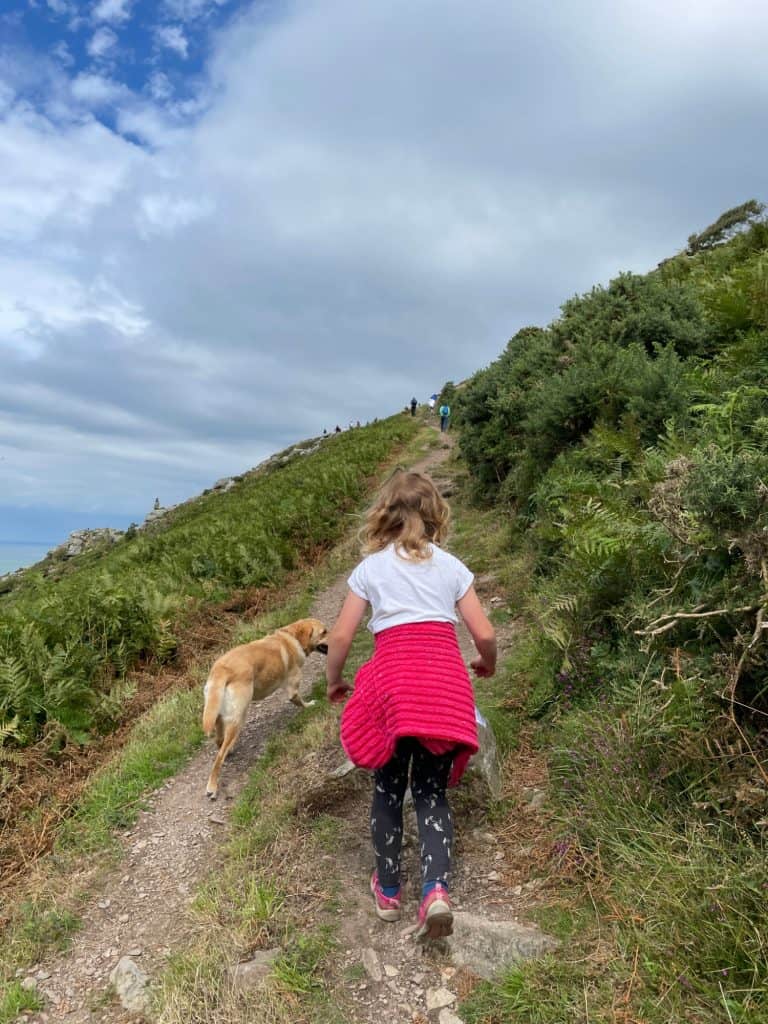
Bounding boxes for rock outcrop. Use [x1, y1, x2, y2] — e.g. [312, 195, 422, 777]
[49, 527, 125, 559]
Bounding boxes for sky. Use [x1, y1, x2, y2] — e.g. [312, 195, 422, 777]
[1, 0, 767, 543]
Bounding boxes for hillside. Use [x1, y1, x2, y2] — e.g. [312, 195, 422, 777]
[0, 417, 417, 750]
[451, 202, 768, 1022]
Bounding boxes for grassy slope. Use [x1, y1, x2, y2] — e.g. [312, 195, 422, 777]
[0, 417, 417, 749]
[0, 417, 425, 1018]
[450, 219, 768, 1023]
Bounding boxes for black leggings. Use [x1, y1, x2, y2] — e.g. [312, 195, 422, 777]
[371, 738, 454, 889]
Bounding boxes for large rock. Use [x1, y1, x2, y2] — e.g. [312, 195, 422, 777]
[231, 949, 280, 993]
[109, 956, 150, 1013]
[213, 477, 236, 492]
[450, 912, 557, 979]
[141, 504, 177, 527]
[51, 527, 124, 559]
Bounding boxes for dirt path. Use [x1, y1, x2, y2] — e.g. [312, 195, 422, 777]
[313, 575, 552, 1024]
[21, 577, 348, 1023]
[21, 431, 466, 1023]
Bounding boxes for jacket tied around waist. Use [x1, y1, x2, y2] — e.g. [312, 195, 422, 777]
[339, 620, 479, 786]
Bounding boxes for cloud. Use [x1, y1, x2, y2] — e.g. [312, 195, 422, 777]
[92, 0, 133, 24]
[45, 0, 76, 15]
[87, 26, 118, 59]
[50, 40, 75, 66]
[147, 70, 173, 102]
[70, 72, 128, 106]
[154, 24, 189, 58]
[0, 100, 143, 244]
[1, 0, 768, 534]
[161, 0, 227, 22]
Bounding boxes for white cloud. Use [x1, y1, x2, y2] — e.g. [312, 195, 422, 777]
[45, 0, 75, 15]
[2, 0, 768, 528]
[0, 82, 14, 114]
[92, 0, 132, 24]
[0, 258, 148, 348]
[0, 101, 143, 243]
[50, 40, 75, 66]
[87, 26, 118, 59]
[161, 0, 226, 21]
[137, 193, 214, 238]
[147, 70, 173, 102]
[154, 24, 189, 59]
[70, 72, 127, 106]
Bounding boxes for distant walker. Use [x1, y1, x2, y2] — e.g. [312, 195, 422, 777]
[439, 402, 451, 432]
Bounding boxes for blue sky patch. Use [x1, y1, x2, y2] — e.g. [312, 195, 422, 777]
[1, 0, 243, 132]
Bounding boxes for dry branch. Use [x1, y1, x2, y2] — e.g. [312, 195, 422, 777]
[636, 604, 762, 637]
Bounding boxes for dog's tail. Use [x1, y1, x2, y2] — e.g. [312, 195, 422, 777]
[202, 666, 228, 736]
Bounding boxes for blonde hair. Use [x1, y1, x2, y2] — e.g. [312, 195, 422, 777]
[361, 470, 450, 561]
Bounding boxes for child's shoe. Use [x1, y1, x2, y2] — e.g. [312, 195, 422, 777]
[415, 882, 453, 941]
[370, 871, 401, 922]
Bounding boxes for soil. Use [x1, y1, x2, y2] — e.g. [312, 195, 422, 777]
[17, 430, 552, 1024]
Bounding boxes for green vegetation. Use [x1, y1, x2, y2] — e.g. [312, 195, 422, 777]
[0, 980, 42, 1023]
[0, 685, 206, 1002]
[57, 686, 205, 853]
[453, 205, 768, 1021]
[0, 417, 417, 749]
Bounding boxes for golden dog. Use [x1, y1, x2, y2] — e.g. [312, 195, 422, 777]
[202, 618, 328, 798]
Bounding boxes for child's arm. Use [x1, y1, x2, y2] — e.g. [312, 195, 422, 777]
[457, 586, 497, 677]
[326, 591, 369, 702]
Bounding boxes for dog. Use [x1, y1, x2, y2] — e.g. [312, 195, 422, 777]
[202, 618, 328, 799]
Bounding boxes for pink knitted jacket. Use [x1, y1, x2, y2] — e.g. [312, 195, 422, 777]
[340, 621, 479, 786]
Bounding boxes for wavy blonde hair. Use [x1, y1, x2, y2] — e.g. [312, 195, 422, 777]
[361, 470, 450, 561]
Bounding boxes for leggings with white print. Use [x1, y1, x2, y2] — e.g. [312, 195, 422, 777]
[371, 737, 455, 889]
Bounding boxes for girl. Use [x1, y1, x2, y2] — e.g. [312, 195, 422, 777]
[326, 470, 497, 940]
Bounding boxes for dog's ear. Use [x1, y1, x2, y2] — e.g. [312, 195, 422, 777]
[290, 619, 313, 651]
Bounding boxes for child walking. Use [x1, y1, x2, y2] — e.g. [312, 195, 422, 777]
[326, 471, 497, 939]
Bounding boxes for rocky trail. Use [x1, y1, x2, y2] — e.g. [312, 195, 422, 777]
[18, 433, 556, 1024]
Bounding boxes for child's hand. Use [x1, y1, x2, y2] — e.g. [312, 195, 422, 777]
[470, 655, 495, 678]
[327, 679, 352, 703]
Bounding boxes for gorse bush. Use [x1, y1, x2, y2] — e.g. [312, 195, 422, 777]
[456, 205, 768, 1018]
[0, 417, 416, 746]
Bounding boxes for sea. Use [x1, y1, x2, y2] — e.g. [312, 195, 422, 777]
[0, 542, 52, 576]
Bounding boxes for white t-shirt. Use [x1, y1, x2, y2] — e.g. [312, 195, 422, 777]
[348, 543, 474, 634]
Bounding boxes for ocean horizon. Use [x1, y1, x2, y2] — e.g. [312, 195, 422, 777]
[0, 542, 52, 575]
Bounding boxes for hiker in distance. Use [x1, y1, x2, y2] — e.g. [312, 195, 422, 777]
[410, 397, 418, 416]
[325, 470, 497, 940]
[439, 402, 451, 432]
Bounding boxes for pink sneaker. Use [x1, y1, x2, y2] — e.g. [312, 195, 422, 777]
[415, 883, 453, 940]
[370, 871, 401, 922]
